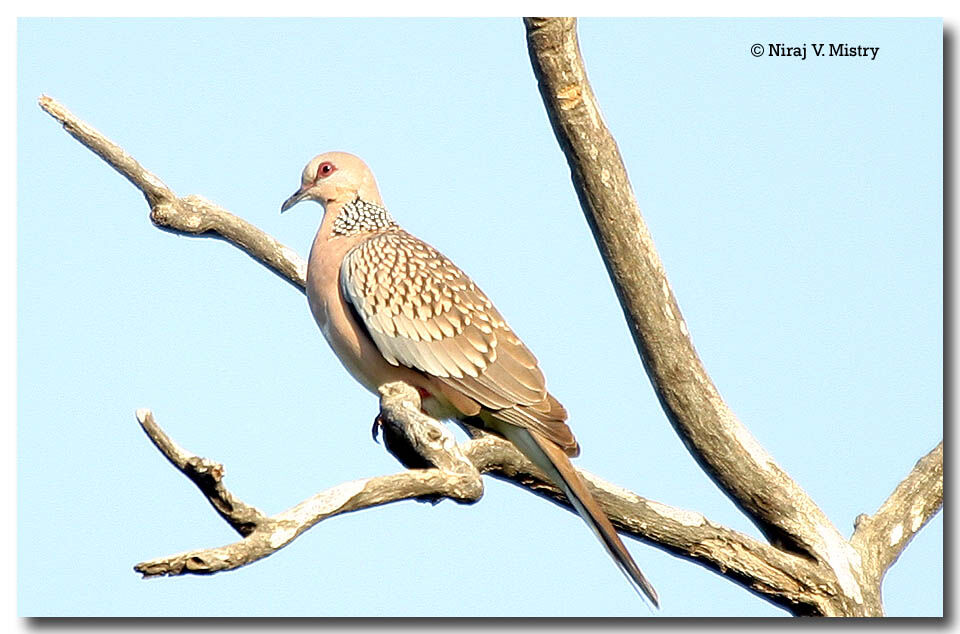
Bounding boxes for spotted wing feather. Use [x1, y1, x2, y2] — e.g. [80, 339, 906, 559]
[340, 229, 577, 454]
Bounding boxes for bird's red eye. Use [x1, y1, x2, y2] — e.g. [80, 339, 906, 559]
[316, 162, 336, 180]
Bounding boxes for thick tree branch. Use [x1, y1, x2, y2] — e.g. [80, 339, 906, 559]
[522, 19, 876, 613]
[851, 442, 944, 581]
[468, 433, 844, 615]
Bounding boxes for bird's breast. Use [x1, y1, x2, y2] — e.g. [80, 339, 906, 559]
[305, 231, 434, 402]
[306, 234, 376, 390]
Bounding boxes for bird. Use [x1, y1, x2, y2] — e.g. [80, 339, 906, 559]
[281, 151, 659, 608]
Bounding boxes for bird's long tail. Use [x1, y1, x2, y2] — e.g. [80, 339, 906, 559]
[497, 423, 660, 608]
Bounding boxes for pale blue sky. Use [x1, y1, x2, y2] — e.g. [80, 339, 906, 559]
[18, 18, 941, 617]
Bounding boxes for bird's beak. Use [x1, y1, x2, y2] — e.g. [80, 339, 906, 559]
[280, 188, 309, 213]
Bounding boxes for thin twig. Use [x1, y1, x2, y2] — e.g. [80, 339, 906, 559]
[38, 95, 307, 290]
[136, 409, 267, 536]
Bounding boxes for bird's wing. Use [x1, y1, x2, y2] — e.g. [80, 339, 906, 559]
[340, 229, 576, 453]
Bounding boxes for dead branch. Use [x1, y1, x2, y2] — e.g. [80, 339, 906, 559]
[523, 17, 895, 616]
[134, 382, 484, 577]
[134, 380, 835, 614]
[850, 442, 944, 581]
[38, 95, 307, 291]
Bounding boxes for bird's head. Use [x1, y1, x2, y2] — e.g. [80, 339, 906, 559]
[280, 152, 383, 213]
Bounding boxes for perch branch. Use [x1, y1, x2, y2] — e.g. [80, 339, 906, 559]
[134, 383, 484, 577]
[137, 380, 834, 613]
[468, 433, 845, 615]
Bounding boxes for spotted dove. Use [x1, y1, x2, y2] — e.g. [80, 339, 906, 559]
[281, 152, 658, 607]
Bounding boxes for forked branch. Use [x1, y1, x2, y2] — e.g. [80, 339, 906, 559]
[134, 383, 484, 577]
[134, 382, 832, 614]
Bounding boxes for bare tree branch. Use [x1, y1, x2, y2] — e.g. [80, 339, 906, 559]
[134, 383, 484, 577]
[851, 442, 944, 581]
[37, 95, 176, 208]
[136, 408, 267, 536]
[469, 434, 845, 615]
[135, 381, 838, 614]
[39, 95, 307, 291]
[522, 18, 882, 614]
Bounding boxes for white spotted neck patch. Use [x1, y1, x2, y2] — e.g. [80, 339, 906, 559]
[332, 198, 398, 236]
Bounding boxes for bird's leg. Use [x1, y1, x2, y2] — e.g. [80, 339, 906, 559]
[373, 386, 436, 444]
[455, 416, 492, 441]
[415, 386, 433, 415]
